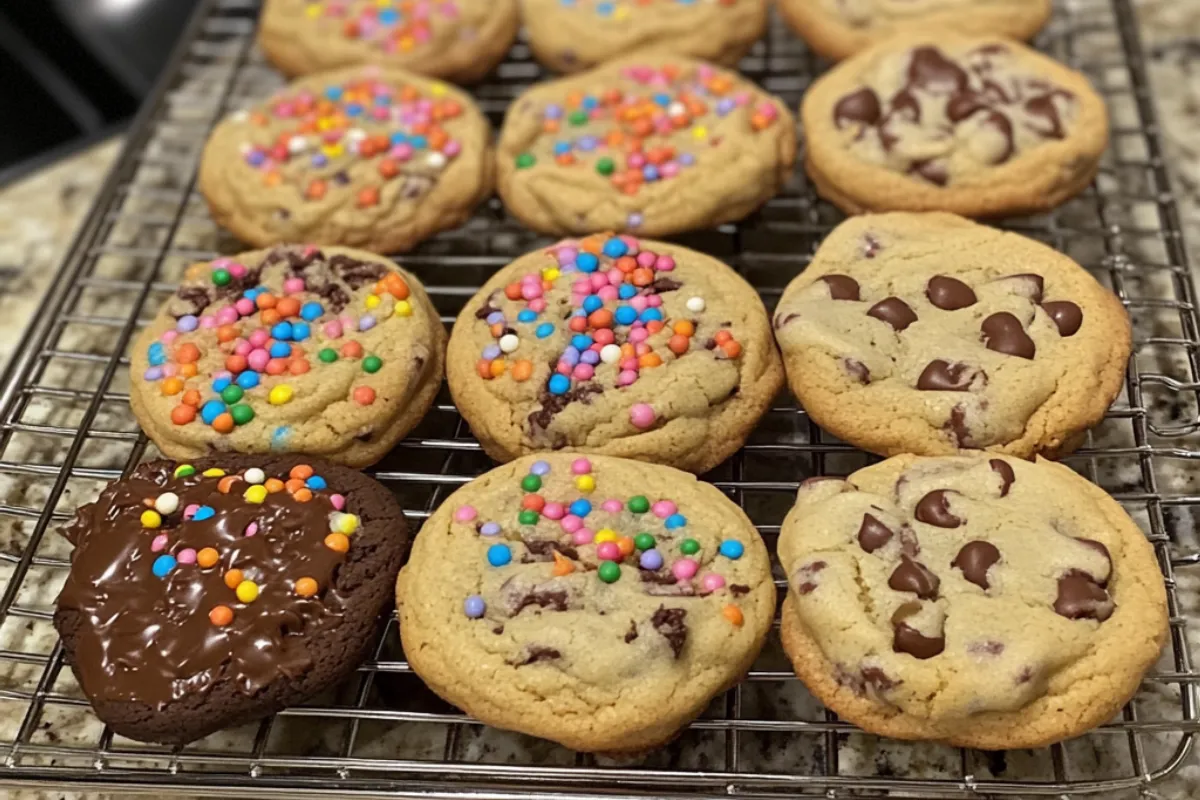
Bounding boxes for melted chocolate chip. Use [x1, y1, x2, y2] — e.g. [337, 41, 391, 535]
[844, 358, 871, 384]
[926, 276, 977, 310]
[888, 556, 941, 599]
[521, 539, 579, 562]
[946, 91, 986, 123]
[650, 277, 682, 293]
[513, 589, 570, 615]
[867, 297, 918, 331]
[893, 622, 946, 659]
[989, 459, 1015, 497]
[1054, 571, 1114, 621]
[651, 607, 688, 658]
[857, 514, 894, 553]
[907, 46, 969, 94]
[328, 255, 387, 289]
[1025, 93, 1071, 139]
[917, 360, 979, 392]
[729, 584, 751, 597]
[946, 405, 973, 448]
[861, 666, 899, 692]
[980, 110, 1016, 164]
[1043, 301, 1083, 336]
[889, 89, 922, 124]
[821, 274, 861, 301]
[527, 384, 603, 433]
[624, 620, 639, 643]
[952, 541, 1001, 589]
[909, 159, 949, 186]
[509, 646, 561, 666]
[171, 286, 213, 318]
[981, 312, 1036, 359]
[1076, 539, 1112, 586]
[915, 490, 962, 528]
[794, 560, 827, 595]
[863, 235, 882, 258]
[774, 312, 800, 329]
[834, 88, 882, 127]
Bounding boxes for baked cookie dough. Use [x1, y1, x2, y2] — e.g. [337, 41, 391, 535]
[497, 56, 796, 237]
[56, 456, 407, 744]
[521, 0, 768, 74]
[779, 454, 1167, 749]
[778, 0, 1051, 62]
[773, 213, 1129, 459]
[397, 453, 775, 752]
[199, 66, 493, 253]
[258, 0, 519, 83]
[801, 34, 1108, 217]
[447, 234, 783, 474]
[131, 245, 446, 468]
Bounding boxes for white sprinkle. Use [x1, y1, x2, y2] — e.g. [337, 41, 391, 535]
[668, 102, 687, 117]
[238, 143, 252, 155]
[426, 152, 447, 169]
[154, 492, 180, 515]
[288, 135, 308, 153]
[686, 296, 706, 312]
[231, 110, 249, 123]
[600, 344, 622, 364]
[345, 127, 368, 142]
[499, 334, 520, 354]
[244, 468, 266, 485]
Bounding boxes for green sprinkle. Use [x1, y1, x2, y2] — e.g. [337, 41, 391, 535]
[515, 152, 536, 169]
[568, 110, 588, 126]
[230, 404, 255, 425]
[220, 385, 244, 404]
[211, 269, 232, 286]
[634, 532, 655, 551]
[595, 157, 615, 176]
[173, 464, 196, 478]
[628, 495, 650, 514]
[318, 348, 338, 363]
[518, 509, 539, 525]
[598, 561, 621, 583]
[521, 474, 542, 492]
[680, 538, 700, 556]
[363, 355, 383, 373]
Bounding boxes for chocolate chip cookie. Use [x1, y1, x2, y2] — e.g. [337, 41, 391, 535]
[56, 456, 407, 744]
[773, 213, 1129, 458]
[447, 234, 783, 474]
[778, 0, 1051, 62]
[199, 66, 493, 253]
[497, 56, 796, 237]
[397, 453, 775, 752]
[131, 245, 446, 468]
[521, 0, 768, 74]
[258, 0, 519, 83]
[779, 454, 1167, 749]
[801, 34, 1108, 217]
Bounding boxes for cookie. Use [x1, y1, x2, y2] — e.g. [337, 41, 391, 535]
[258, 0, 519, 83]
[801, 34, 1108, 217]
[521, 0, 768, 74]
[55, 456, 407, 745]
[199, 66, 493, 253]
[778, 0, 1051, 62]
[397, 453, 775, 752]
[447, 233, 783, 474]
[497, 56, 796, 237]
[772, 213, 1129, 459]
[778, 454, 1167, 749]
[131, 245, 446, 468]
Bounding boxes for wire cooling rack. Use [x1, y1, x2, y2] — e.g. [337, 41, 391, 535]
[0, 0, 1196, 796]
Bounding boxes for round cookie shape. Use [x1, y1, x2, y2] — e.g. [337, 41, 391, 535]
[397, 454, 775, 753]
[773, 213, 1129, 459]
[521, 0, 768, 74]
[130, 245, 446, 468]
[55, 456, 407, 745]
[447, 234, 783, 474]
[497, 57, 796, 237]
[258, 0, 519, 83]
[801, 34, 1108, 217]
[778, 454, 1167, 749]
[778, 0, 1050, 62]
[198, 66, 494, 252]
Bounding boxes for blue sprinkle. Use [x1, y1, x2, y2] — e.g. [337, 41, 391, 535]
[665, 513, 687, 530]
[582, 96, 598, 110]
[148, 342, 165, 354]
[200, 400, 225, 425]
[345, 102, 363, 117]
[576, 253, 599, 273]
[306, 476, 327, 490]
[602, 238, 628, 258]
[390, 132, 409, 146]
[640, 308, 664, 323]
[487, 544, 512, 567]
[553, 141, 572, 155]
[569, 499, 592, 517]
[378, 8, 398, 24]
[291, 322, 311, 342]
[643, 165, 660, 182]
[596, 1, 614, 15]
[410, 135, 428, 149]
[615, 306, 638, 325]
[301, 302, 323, 321]
[324, 86, 342, 101]
[548, 374, 570, 395]
[619, 284, 637, 299]
[531, 460, 551, 476]
[269, 342, 291, 359]
[583, 295, 603, 314]
[536, 322, 555, 339]
[571, 334, 593, 350]
[236, 371, 260, 390]
[192, 505, 215, 521]
[271, 426, 291, 450]
[271, 321, 293, 341]
[152, 554, 177, 578]
[719, 540, 745, 560]
[148, 350, 166, 367]
[212, 376, 232, 392]
[653, 92, 672, 107]
[517, 309, 537, 323]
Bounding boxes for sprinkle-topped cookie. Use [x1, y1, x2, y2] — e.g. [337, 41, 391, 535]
[258, 0, 519, 83]
[55, 456, 407, 744]
[397, 453, 774, 752]
[199, 66, 493, 252]
[130, 245, 445, 468]
[521, 0, 768, 74]
[497, 56, 796, 236]
[447, 235, 782, 474]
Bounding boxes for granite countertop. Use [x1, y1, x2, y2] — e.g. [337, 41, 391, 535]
[1, 1, 1199, 798]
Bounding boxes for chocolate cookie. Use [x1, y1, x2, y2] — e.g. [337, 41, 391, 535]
[55, 456, 407, 745]
[397, 453, 775, 753]
[521, 0, 768, 74]
[801, 34, 1108, 217]
[199, 66, 493, 253]
[258, 0, 519, 83]
[772, 213, 1130, 458]
[446, 234, 783, 474]
[778, 454, 1167, 749]
[497, 56, 796, 237]
[778, 0, 1051, 62]
[130, 245, 446, 468]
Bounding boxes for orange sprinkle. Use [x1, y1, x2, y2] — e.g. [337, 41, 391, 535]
[673, 320, 695, 337]
[225, 354, 247, 373]
[489, 359, 506, 378]
[357, 187, 380, 208]
[631, 268, 654, 287]
[293, 488, 313, 503]
[504, 282, 523, 300]
[722, 341, 743, 359]
[617, 536, 636, 557]
[211, 412, 235, 434]
[209, 605, 233, 626]
[353, 386, 376, 405]
[218, 475, 239, 493]
[255, 293, 277, 310]
[668, 334, 690, 355]
[555, 153, 576, 166]
[182, 389, 201, 407]
[264, 478, 285, 493]
[276, 297, 301, 318]
[476, 359, 494, 379]
[511, 359, 533, 382]
[750, 113, 771, 131]
[180, 363, 198, 378]
[723, 605, 744, 626]
[285, 478, 306, 494]
[261, 308, 282, 326]
[552, 550, 575, 577]
[384, 273, 409, 299]
[197, 547, 219, 568]
[489, 322, 505, 338]
[170, 404, 196, 425]
[289, 359, 311, 375]
[614, 256, 637, 274]
[265, 358, 287, 375]
[306, 180, 326, 200]
[639, 353, 663, 368]
[175, 343, 200, 364]
[645, 320, 665, 335]
[714, 330, 733, 345]
[224, 569, 244, 589]
[341, 341, 364, 359]
[294, 577, 319, 597]
[620, 343, 636, 359]
[588, 309, 614, 328]
[217, 325, 237, 344]
[324, 533, 350, 553]
[161, 377, 184, 396]
[289, 464, 314, 480]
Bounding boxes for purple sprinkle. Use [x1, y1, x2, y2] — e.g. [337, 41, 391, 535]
[544, 104, 564, 120]
[628, 213, 644, 229]
[359, 315, 377, 331]
[531, 460, 551, 476]
[580, 349, 600, 365]
[562, 347, 580, 367]
[246, 151, 265, 167]
[176, 315, 199, 333]
[716, 98, 736, 117]
[640, 549, 664, 570]
[577, 135, 598, 151]
[482, 345, 501, 360]
[144, 367, 163, 381]
[311, 153, 328, 168]
[678, 153, 696, 166]
[485, 311, 505, 325]
[480, 522, 501, 536]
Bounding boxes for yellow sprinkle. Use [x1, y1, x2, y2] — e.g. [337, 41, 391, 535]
[575, 475, 596, 493]
[235, 580, 259, 603]
[542, 267, 560, 281]
[375, 0, 389, 6]
[399, 37, 414, 51]
[594, 528, 618, 543]
[244, 485, 268, 504]
[202, 468, 226, 477]
[430, 82, 447, 97]
[614, 5, 630, 20]
[305, 4, 321, 17]
[692, 126, 708, 140]
[269, 385, 294, 405]
[365, 294, 381, 309]
[140, 510, 162, 529]
[316, 117, 335, 132]
[321, 143, 344, 158]
[394, 300, 412, 317]
[336, 513, 360, 535]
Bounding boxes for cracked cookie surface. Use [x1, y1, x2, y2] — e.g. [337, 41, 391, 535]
[778, 454, 1167, 749]
[446, 234, 783, 474]
[773, 213, 1129, 459]
[397, 453, 775, 752]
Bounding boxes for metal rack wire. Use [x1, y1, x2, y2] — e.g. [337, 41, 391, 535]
[0, 0, 1195, 795]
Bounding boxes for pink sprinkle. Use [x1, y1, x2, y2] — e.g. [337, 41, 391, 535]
[653, 501, 677, 518]
[212, 258, 233, 270]
[228, 263, 247, 279]
[160, 330, 179, 345]
[235, 298, 255, 316]
[247, 349, 270, 371]
[594, 328, 614, 345]
[392, 143, 415, 161]
[521, 283, 543, 300]
[672, 558, 699, 581]
[571, 528, 594, 546]
[528, 298, 547, 313]
[758, 102, 779, 120]
[647, 295, 662, 308]
[589, 273, 607, 291]
[617, 370, 638, 386]
[636, 251, 657, 268]
[234, 340, 251, 356]
[211, 370, 232, 382]
[597, 285, 618, 301]
[619, 235, 639, 254]
[630, 403, 655, 429]
[701, 573, 727, 592]
[556, 362, 572, 376]
[655, 255, 676, 271]
[734, 91, 751, 106]
[571, 458, 592, 475]
[601, 499, 623, 513]
[521, 274, 540, 285]
[573, 364, 594, 381]
[607, 270, 623, 286]
[556, 246, 578, 266]
[620, 357, 639, 371]
[323, 320, 344, 338]
[161, 363, 178, 377]
[244, 522, 258, 537]
[283, 277, 306, 294]
[629, 296, 648, 312]
[151, 534, 168, 553]
[177, 548, 197, 565]
[634, 343, 651, 357]
[628, 327, 649, 344]
[572, 279, 590, 294]
[542, 502, 565, 520]
[199, 316, 217, 329]
[215, 307, 238, 326]
[597, 542, 621, 561]
[248, 329, 270, 347]
[454, 505, 477, 522]
[184, 504, 200, 519]
[627, 152, 646, 169]
[660, 162, 680, 179]
[330, 494, 346, 511]
[561, 515, 583, 533]
[443, 140, 462, 157]
[371, 107, 389, 121]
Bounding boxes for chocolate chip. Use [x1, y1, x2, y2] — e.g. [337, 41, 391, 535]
[952, 541, 1001, 589]
[867, 297, 918, 331]
[946, 91, 985, 123]
[527, 384, 603, 433]
[512, 589, 570, 615]
[651, 606, 688, 658]
[888, 556, 941, 599]
[889, 89, 921, 124]
[989, 459, 1015, 497]
[624, 620, 638, 643]
[946, 405, 973, 448]
[774, 312, 800, 329]
[794, 560, 827, 595]
[1043, 301, 1083, 336]
[1054, 571, 1114, 621]
[1076, 539, 1112, 586]
[857, 514, 894, 553]
[893, 622, 946, 659]
[1025, 93, 1072, 139]
[980, 110, 1016, 164]
[982, 312, 1036, 359]
[926, 276, 977, 310]
[834, 88, 882, 127]
[509, 646, 561, 667]
[907, 46, 969, 94]
[821, 274, 861, 301]
[917, 360, 980, 392]
[909, 159, 949, 186]
[915, 490, 962, 528]
[844, 358, 871, 384]
[861, 666, 899, 691]
[863, 235, 881, 258]
[650, 277, 682, 293]
[729, 584, 751, 597]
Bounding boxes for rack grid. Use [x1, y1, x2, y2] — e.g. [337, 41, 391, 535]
[0, 0, 1196, 796]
